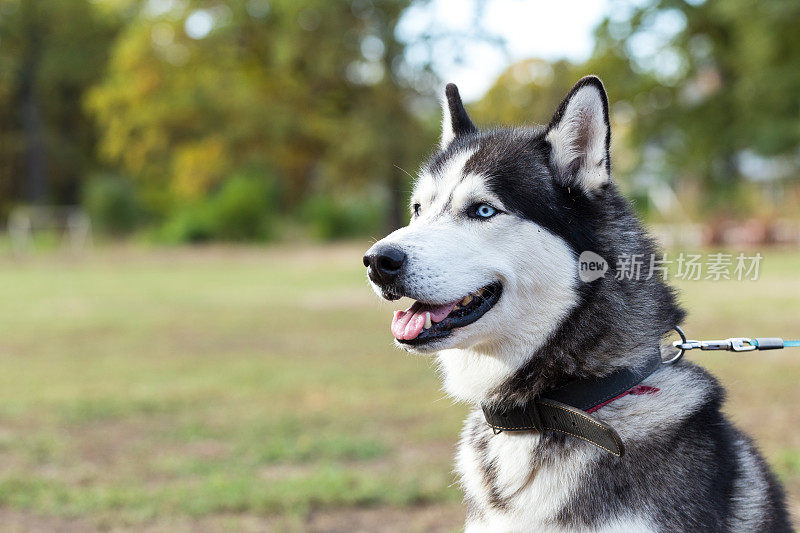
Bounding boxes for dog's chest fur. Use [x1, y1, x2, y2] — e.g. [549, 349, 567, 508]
[457, 412, 598, 532]
[458, 416, 661, 533]
[456, 390, 654, 532]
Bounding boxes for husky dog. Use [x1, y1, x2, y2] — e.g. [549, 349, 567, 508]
[363, 77, 791, 532]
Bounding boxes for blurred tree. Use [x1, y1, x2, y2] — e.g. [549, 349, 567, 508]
[587, 0, 800, 209]
[87, 0, 441, 230]
[0, 0, 121, 209]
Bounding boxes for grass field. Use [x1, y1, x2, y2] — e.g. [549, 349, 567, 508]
[0, 243, 798, 531]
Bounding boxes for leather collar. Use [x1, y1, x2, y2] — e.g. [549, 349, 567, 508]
[481, 349, 663, 456]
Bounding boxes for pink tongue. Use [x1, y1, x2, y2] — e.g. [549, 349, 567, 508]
[390, 301, 458, 341]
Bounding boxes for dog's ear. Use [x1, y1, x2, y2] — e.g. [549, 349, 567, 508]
[545, 76, 611, 193]
[440, 83, 478, 149]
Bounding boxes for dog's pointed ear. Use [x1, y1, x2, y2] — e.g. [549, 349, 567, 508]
[440, 83, 478, 149]
[545, 76, 611, 193]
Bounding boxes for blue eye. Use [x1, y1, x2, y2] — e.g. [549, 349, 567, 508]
[471, 203, 497, 219]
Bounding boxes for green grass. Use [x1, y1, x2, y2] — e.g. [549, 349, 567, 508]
[0, 243, 797, 530]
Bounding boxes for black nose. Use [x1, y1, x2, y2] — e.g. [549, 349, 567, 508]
[363, 246, 407, 285]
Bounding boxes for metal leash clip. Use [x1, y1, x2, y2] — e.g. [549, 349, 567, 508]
[673, 337, 756, 352]
[666, 327, 756, 364]
[667, 327, 798, 364]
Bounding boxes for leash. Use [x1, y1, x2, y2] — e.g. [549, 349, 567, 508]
[668, 326, 800, 364]
[482, 326, 799, 457]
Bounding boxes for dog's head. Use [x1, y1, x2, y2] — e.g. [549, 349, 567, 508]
[364, 77, 612, 356]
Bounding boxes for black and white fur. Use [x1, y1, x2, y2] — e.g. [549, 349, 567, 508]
[364, 77, 791, 532]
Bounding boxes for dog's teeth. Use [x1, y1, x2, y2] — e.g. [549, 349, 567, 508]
[424, 312, 432, 330]
[461, 295, 473, 306]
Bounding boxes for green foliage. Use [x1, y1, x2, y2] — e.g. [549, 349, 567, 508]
[1, 0, 447, 236]
[83, 174, 143, 235]
[586, 0, 800, 193]
[301, 194, 384, 240]
[469, 1, 800, 218]
[4, 0, 800, 236]
[159, 174, 277, 243]
[157, 206, 215, 244]
[209, 174, 277, 241]
[85, 0, 431, 224]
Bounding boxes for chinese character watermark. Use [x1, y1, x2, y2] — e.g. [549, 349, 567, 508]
[578, 251, 763, 282]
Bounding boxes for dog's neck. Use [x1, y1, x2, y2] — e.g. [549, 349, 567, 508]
[437, 283, 681, 407]
[436, 336, 659, 407]
[436, 345, 531, 405]
[436, 340, 608, 406]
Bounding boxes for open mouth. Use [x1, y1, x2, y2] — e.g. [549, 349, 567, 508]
[391, 282, 502, 345]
